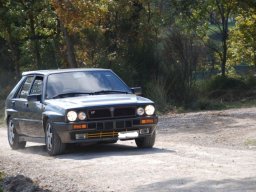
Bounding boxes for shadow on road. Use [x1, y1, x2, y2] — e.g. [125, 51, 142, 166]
[20, 142, 175, 160]
[135, 177, 256, 192]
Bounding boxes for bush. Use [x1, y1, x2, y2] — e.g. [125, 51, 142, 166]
[207, 75, 247, 91]
[190, 99, 225, 110]
[160, 27, 205, 105]
[244, 74, 256, 89]
[145, 79, 169, 112]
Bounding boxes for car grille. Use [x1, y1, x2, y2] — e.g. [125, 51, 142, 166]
[87, 107, 136, 119]
[88, 120, 133, 130]
[87, 131, 118, 139]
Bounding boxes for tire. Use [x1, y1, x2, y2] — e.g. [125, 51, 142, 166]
[45, 121, 66, 156]
[7, 118, 26, 149]
[135, 130, 156, 148]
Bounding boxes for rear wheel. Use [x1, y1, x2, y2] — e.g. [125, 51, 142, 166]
[135, 130, 156, 148]
[45, 121, 66, 156]
[7, 118, 26, 149]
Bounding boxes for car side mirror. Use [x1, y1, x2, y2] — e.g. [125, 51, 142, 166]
[27, 94, 42, 102]
[131, 87, 142, 96]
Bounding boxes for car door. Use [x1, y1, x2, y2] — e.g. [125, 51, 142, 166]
[25, 76, 44, 137]
[12, 76, 35, 136]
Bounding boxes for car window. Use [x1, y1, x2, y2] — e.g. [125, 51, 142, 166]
[17, 76, 34, 99]
[46, 71, 131, 99]
[30, 77, 43, 95]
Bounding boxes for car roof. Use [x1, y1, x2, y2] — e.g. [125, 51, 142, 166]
[22, 68, 111, 76]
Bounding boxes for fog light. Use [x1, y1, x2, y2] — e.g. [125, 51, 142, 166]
[140, 128, 150, 134]
[75, 133, 87, 139]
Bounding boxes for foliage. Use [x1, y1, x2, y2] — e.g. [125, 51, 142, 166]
[207, 76, 247, 91]
[0, 0, 256, 112]
[50, 0, 108, 33]
[0, 0, 61, 75]
[229, 7, 256, 67]
[160, 27, 204, 105]
[145, 78, 169, 112]
[171, 0, 238, 76]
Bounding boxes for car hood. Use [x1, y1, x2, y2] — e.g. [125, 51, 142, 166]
[44, 94, 153, 110]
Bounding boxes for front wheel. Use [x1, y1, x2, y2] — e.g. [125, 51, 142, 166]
[45, 121, 66, 156]
[7, 118, 26, 149]
[135, 130, 156, 148]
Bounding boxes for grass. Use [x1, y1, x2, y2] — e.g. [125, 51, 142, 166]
[223, 99, 256, 109]
[167, 98, 256, 114]
[0, 100, 4, 127]
[245, 139, 256, 148]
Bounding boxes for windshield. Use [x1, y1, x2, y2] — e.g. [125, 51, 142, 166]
[45, 70, 131, 99]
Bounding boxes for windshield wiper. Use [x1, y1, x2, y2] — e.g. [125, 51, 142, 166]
[92, 90, 129, 95]
[51, 92, 91, 99]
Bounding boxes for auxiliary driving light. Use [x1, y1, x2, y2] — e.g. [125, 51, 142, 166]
[78, 112, 86, 120]
[137, 107, 145, 116]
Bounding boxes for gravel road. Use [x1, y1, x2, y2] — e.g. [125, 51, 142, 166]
[1, 107, 256, 192]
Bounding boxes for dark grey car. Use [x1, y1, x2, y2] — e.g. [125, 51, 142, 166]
[5, 68, 158, 155]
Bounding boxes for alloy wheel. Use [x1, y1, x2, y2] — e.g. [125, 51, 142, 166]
[8, 120, 15, 145]
[46, 123, 53, 151]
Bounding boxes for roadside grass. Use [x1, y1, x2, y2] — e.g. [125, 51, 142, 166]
[165, 98, 256, 114]
[245, 139, 256, 146]
[245, 139, 256, 148]
[0, 100, 4, 127]
[223, 99, 256, 109]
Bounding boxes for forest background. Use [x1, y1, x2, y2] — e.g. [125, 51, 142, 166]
[1, 0, 256, 114]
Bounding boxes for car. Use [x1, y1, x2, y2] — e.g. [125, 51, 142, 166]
[5, 68, 158, 155]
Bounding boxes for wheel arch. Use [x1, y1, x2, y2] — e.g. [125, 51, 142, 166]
[42, 111, 64, 132]
[43, 115, 49, 132]
[6, 114, 11, 123]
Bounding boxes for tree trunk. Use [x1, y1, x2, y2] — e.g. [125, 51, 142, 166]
[60, 23, 77, 68]
[254, 47, 256, 70]
[7, 27, 20, 78]
[29, 11, 41, 69]
[221, 40, 227, 77]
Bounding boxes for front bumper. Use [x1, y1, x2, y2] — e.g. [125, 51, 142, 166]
[52, 116, 158, 143]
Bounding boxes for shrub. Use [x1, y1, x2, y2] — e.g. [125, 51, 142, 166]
[145, 79, 169, 112]
[207, 75, 247, 91]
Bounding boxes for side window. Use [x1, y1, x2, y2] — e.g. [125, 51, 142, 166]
[18, 76, 34, 99]
[30, 77, 43, 95]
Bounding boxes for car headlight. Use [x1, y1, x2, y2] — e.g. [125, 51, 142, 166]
[78, 112, 86, 120]
[67, 111, 77, 121]
[145, 105, 155, 115]
[137, 107, 145, 116]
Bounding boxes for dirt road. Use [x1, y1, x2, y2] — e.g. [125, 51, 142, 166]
[1, 107, 256, 192]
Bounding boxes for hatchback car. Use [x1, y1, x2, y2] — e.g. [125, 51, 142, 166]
[5, 68, 158, 155]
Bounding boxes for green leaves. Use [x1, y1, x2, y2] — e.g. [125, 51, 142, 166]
[229, 7, 256, 66]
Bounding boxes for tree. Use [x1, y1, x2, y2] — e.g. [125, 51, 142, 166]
[172, 0, 238, 76]
[0, 0, 60, 73]
[229, 6, 256, 68]
[49, 0, 108, 68]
